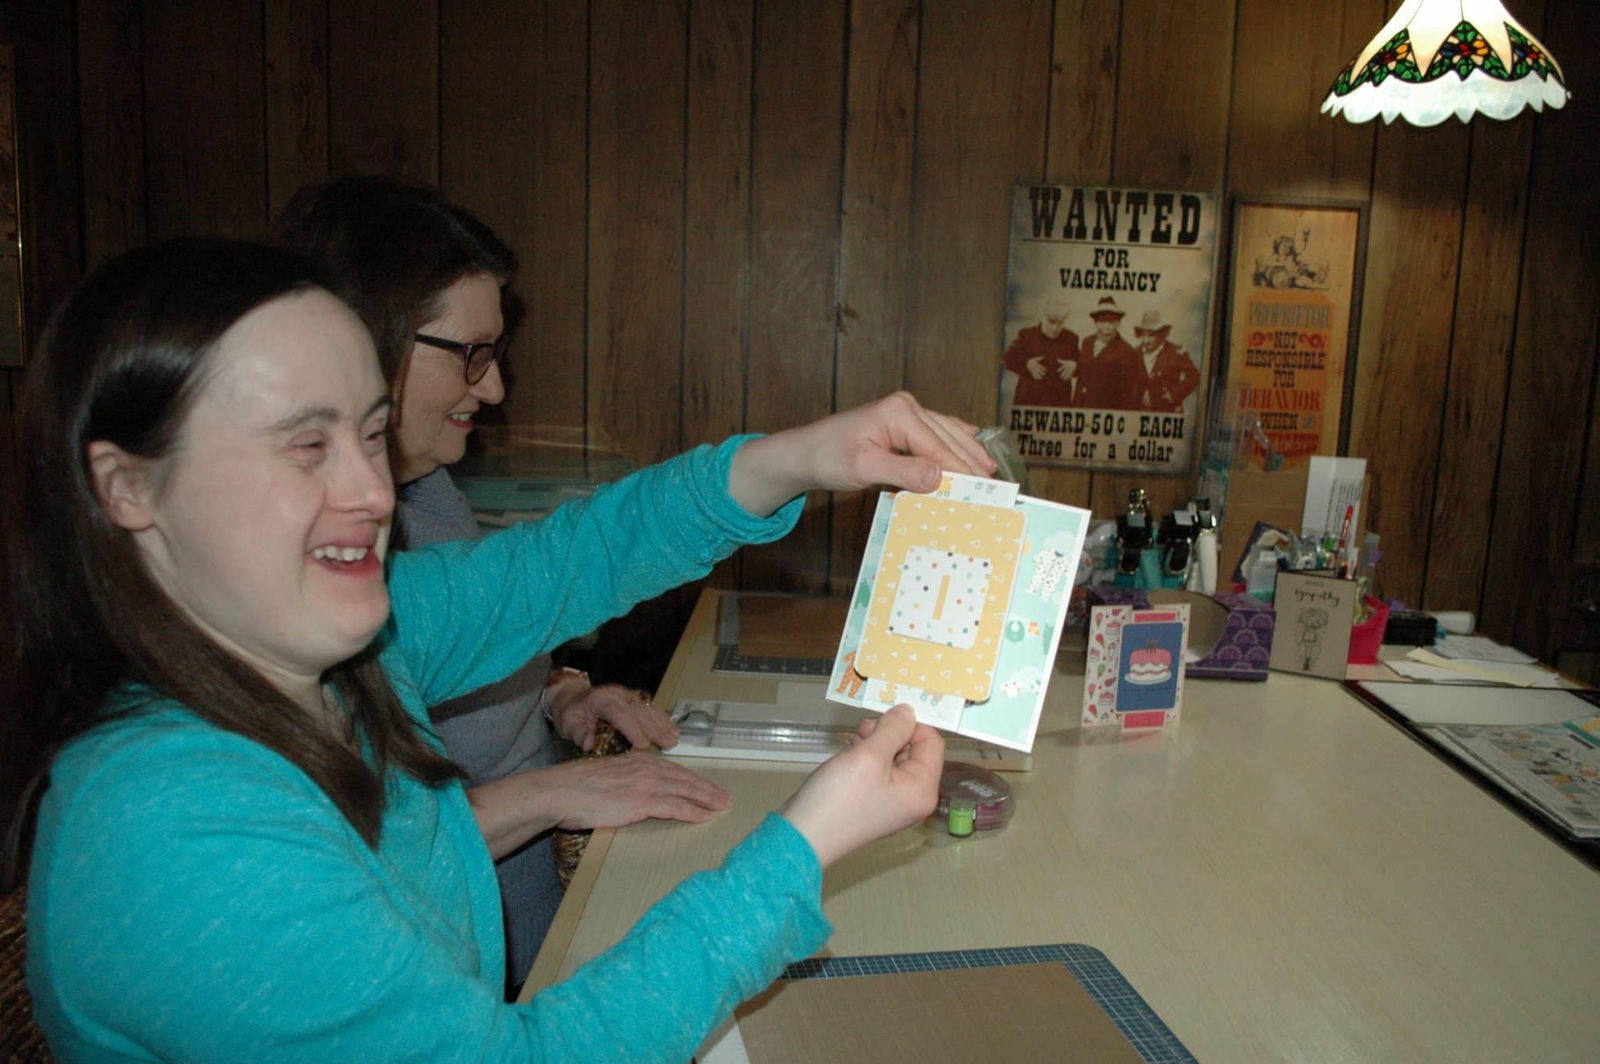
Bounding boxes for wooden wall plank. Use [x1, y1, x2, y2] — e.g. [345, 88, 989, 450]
[1027, 0, 1122, 511]
[264, 0, 329, 222]
[1346, 124, 1469, 609]
[738, 0, 847, 592]
[1557, 651, 1600, 690]
[0, 369, 14, 513]
[682, 0, 753, 450]
[1555, 0, 1600, 577]
[142, 0, 266, 238]
[906, 0, 1052, 423]
[1109, 0, 1234, 191]
[1481, 0, 1600, 658]
[587, 0, 686, 467]
[328, 0, 438, 184]
[77, 0, 144, 266]
[585, 0, 690, 683]
[1576, 336, 1600, 567]
[1048, 0, 1119, 186]
[683, 0, 754, 592]
[1090, 0, 1236, 523]
[441, 0, 588, 430]
[13, 0, 82, 331]
[828, 0, 918, 593]
[7, 0, 80, 520]
[1225, 0, 1380, 202]
[1421, 116, 1533, 616]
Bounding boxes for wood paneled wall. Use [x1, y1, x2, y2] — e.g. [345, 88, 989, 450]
[4, 0, 1598, 678]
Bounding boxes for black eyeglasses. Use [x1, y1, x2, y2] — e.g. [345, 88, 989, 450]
[413, 332, 509, 384]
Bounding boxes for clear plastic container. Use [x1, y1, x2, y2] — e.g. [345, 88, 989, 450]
[936, 762, 1014, 832]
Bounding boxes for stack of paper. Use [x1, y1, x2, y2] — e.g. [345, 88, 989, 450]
[1392, 636, 1572, 688]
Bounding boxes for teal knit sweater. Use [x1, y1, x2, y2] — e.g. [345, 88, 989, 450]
[28, 439, 829, 1062]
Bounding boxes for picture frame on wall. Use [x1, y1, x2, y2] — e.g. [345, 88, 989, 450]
[1220, 197, 1367, 470]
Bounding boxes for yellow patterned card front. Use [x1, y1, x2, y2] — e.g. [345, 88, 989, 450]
[857, 494, 1025, 701]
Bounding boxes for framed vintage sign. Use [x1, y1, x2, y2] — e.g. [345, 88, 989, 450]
[1221, 198, 1367, 469]
[997, 183, 1220, 475]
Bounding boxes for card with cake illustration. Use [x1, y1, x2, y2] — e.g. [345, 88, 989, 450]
[1082, 605, 1191, 727]
[831, 473, 1091, 752]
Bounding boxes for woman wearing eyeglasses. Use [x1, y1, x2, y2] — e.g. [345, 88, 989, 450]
[274, 176, 729, 995]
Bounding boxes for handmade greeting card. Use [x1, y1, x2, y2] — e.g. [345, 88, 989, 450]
[1268, 570, 1357, 679]
[1082, 604, 1191, 728]
[830, 473, 1091, 752]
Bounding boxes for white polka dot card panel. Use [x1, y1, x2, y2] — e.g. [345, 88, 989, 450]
[888, 545, 991, 649]
[927, 471, 1021, 507]
[858, 494, 1025, 702]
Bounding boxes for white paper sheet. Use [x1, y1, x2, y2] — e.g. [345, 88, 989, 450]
[1300, 455, 1366, 541]
[1354, 681, 1594, 726]
[1385, 660, 1491, 684]
[1405, 649, 1570, 688]
[697, 1017, 750, 1064]
[1429, 633, 1537, 665]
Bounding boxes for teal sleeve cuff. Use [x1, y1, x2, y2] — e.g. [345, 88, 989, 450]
[693, 434, 805, 545]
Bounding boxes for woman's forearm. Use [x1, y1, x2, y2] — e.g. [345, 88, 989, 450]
[467, 770, 566, 859]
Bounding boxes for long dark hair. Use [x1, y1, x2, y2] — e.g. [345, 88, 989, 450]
[0, 238, 462, 889]
[271, 174, 517, 388]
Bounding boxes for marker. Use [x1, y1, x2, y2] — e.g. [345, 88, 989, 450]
[1335, 504, 1354, 577]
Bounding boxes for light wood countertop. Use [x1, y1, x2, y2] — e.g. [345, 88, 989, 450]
[526, 590, 1600, 1063]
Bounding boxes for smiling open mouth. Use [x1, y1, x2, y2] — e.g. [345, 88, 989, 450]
[311, 545, 370, 563]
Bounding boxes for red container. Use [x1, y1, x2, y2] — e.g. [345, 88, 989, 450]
[1347, 596, 1389, 664]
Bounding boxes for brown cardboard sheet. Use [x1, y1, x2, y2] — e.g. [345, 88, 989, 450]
[1219, 466, 1309, 585]
[727, 595, 851, 660]
[734, 962, 1144, 1063]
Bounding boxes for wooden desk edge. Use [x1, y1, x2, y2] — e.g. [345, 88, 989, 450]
[519, 587, 725, 998]
[518, 828, 616, 999]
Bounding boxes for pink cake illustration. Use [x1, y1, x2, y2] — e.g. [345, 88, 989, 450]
[1124, 641, 1173, 685]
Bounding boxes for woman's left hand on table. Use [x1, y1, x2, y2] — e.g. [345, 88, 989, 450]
[548, 681, 680, 752]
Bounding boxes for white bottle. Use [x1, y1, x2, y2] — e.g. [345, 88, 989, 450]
[1194, 528, 1218, 594]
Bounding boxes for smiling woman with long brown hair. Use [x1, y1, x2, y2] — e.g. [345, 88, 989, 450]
[0, 237, 988, 1061]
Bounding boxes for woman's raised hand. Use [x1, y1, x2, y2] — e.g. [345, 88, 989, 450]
[728, 392, 997, 517]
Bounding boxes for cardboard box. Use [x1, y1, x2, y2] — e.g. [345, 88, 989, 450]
[1219, 466, 1310, 587]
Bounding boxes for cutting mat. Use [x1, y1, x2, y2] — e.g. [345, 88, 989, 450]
[712, 593, 845, 677]
[770, 944, 1196, 1064]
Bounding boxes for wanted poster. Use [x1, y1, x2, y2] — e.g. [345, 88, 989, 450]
[998, 184, 1219, 474]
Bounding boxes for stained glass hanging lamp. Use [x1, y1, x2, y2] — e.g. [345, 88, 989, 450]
[1322, 0, 1568, 125]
